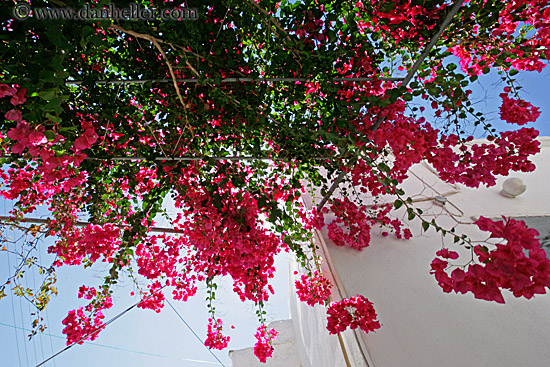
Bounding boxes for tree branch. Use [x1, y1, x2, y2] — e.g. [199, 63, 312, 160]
[109, 25, 194, 137]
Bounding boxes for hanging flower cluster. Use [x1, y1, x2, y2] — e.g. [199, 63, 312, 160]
[253, 325, 278, 363]
[1, 87, 94, 204]
[326, 295, 381, 334]
[325, 198, 373, 250]
[205, 318, 231, 350]
[136, 281, 166, 313]
[324, 198, 411, 250]
[48, 223, 121, 266]
[450, 0, 549, 75]
[295, 270, 332, 306]
[427, 128, 540, 188]
[499, 89, 541, 125]
[61, 308, 105, 345]
[62, 286, 113, 345]
[431, 217, 550, 303]
[179, 186, 283, 303]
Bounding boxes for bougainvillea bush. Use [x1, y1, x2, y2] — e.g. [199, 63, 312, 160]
[0, 0, 549, 362]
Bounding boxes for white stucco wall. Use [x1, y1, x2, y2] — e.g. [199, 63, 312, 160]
[231, 137, 550, 367]
[228, 319, 304, 367]
[288, 248, 371, 367]
[318, 137, 550, 367]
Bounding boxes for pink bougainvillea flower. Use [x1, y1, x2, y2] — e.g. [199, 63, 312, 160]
[436, 248, 459, 260]
[431, 217, 550, 303]
[10, 88, 27, 106]
[204, 318, 230, 350]
[326, 295, 381, 334]
[253, 325, 278, 363]
[0, 84, 16, 98]
[5, 109, 22, 122]
[73, 128, 99, 152]
[28, 130, 47, 146]
[295, 270, 332, 306]
[499, 91, 541, 125]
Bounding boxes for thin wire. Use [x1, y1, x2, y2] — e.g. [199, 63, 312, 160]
[7, 245, 24, 367]
[18, 284, 31, 366]
[35, 287, 166, 367]
[166, 300, 226, 367]
[4, 200, 23, 367]
[408, 169, 464, 217]
[0, 216, 184, 234]
[43, 303, 57, 367]
[0, 155, 332, 162]
[36, 240, 57, 367]
[64, 76, 405, 85]
[0, 322, 219, 365]
[34, 243, 51, 367]
[24, 264, 40, 365]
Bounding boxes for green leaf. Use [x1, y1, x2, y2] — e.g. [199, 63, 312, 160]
[45, 113, 62, 124]
[44, 131, 56, 141]
[41, 97, 65, 114]
[38, 89, 57, 101]
[422, 221, 429, 232]
[394, 199, 403, 209]
[377, 163, 390, 173]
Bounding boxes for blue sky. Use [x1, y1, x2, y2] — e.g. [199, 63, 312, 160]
[467, 66, 550, 136]
[0, 198, 291, 367]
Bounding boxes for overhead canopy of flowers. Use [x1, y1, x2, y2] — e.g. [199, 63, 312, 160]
[0, 0, 549, 362]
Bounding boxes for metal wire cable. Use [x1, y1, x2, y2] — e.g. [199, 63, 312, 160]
[0, 322, 219, 365]
[24, 267, 40, 365]
[35, 287, 166, 367]
[6, 246, 23, 367]
[165, 299, 227, 367]
[37, 242, 58, 367]
[17, 275, 31, 366]
[3, 199, 23, 367]
[64, 76, 405, 85]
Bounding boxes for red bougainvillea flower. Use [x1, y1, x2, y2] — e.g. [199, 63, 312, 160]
[5, 109, 22, 122]
[0, 84, 16, 98]
[61, 287, 113, 344]
[62, 308, 104, 345]
[295, 270, 332, 306]
[10, 88, 27, 106]
[253, 325, 278, 363]
[73, 121, 99, 152]
[500, 90, 541, 125]
[431, 217, 550, 303]
[205, 318, 230, 350]
[436, 248, 459, 260]
[326, 295, 381, 334]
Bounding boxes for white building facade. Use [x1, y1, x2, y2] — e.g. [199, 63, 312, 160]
[230, 137, 550, 367]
